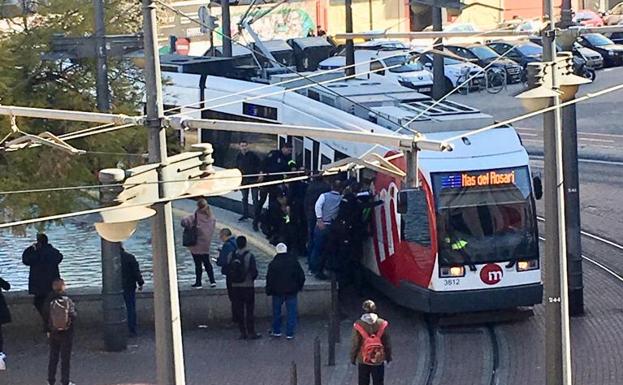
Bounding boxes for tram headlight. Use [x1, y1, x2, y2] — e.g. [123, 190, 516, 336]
[516, 259, 539, 272]
[440, 266, 465, 277]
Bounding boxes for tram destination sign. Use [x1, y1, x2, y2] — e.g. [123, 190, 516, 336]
[441, 169, 516, 189]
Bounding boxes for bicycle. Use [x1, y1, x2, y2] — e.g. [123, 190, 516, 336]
[485, 68, 506, 94]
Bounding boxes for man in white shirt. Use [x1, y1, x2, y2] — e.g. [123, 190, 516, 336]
[308, 180, 343, 279]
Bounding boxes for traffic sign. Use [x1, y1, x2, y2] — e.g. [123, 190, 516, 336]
[175, 37, 190, 55]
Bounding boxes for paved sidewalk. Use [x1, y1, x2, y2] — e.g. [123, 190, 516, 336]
[0, 290, 424, 385]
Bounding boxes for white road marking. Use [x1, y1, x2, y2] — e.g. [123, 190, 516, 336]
[530, 155, 623, 167]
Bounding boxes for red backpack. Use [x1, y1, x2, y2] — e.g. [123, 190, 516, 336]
[354, 320, 388, 365]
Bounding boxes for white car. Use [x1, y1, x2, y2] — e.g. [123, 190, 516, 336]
[318, 49, 434, 94]
[415, 51, 486, 93]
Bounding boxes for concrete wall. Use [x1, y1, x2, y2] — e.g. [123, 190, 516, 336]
[3, 281, 330, 332]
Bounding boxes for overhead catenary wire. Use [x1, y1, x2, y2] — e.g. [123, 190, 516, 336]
[0, 169, 307, 196]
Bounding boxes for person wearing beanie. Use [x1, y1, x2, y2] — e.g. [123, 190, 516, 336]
[266, 243, 306, 339]
[350, 300, 392, 385]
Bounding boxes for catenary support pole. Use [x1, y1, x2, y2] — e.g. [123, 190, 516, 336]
[93, 0, 111, 112]
[559, 0, 585, 317]
[142, 0, 187, 384]
[221, 0, 232, 57]
[542, 0, 573, 384]
[98, 169, 128, 352]
[94, 0, 125, 352]
[431, 6, 445, 100]
[345, 0, 355, 78]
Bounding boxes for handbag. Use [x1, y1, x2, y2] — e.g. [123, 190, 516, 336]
[182, 212, 199, 247]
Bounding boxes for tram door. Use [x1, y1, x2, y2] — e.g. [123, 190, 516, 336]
[303, 138, 317, 171]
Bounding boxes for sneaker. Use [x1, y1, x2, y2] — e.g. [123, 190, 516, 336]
[286, 335, 295, 340]
[191, 283, 202, 288]
[252, 223, 259, 232]
[269, 331, 282, 338]
[238, 215, 248, 222]
[248, 333, 262, 340]
[239, 334, 248, 340]
[210, 283, 217, 288]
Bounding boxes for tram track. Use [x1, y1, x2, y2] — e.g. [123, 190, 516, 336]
[423, 317, 500, 385]
[536, 216, 623, 283]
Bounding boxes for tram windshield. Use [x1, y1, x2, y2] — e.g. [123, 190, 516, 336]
[431, 166, 538, 266]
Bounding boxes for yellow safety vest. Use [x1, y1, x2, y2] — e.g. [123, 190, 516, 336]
[444, 237, 467, 250]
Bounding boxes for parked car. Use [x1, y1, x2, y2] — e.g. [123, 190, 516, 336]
[414, 50, 486, 94]
[604, 2, 623, 25]
[445, 44, 524, 83]
[573, 9, 604, 27]
[318, 49, 433, 94]
[576, 33, 623, 67]
[529, 36, 604, 69]
[486, 41, 542, 69]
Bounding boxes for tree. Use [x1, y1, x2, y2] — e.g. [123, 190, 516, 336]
[0, 0, 178, 229]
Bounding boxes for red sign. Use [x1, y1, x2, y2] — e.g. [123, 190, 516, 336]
[175, 38, 190, 56]
[480, 264, 503, 285]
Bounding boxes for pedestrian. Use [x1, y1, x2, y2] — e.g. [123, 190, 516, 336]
[181, 198, 217, 288]
[22, 233, 63, 326]
[266, 243, 306, 339]
[216, 228, 238, 323]
[309, 179, 343, 280]
[350, 300, 392, 385]
[303, 174, 330, 264]
[236, 139, 261, 222]
[120, 246, 144, 337]
[254, 142, 292, 232]
[223, 236, 261, 340]
[286, 162, 308, 256]
[0, 276, 11, 361]
[44, 278, 77, 385]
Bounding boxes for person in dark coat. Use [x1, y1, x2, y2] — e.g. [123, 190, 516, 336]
[266, 243, 306, 339]
[22, 233, 63, 324]
[236, 139, 261, 221]
[120, 246, 144, 337]
[254, 142, 292, 231]
[216, 228, 238, 323]
[0, 277, 11, 355]
[286, 162, 308, 256]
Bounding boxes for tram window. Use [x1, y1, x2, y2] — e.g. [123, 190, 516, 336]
[242, 102, 278, 121]
[305, 149, 312, 170]
[313, 141, 320, 171]
[308, 90, 320, 101]
[321, 154, 332, 167]
[279, 136, 287, 148]
[400, 189, 431, 246]
[334, 150, 349, 161]
[292, 137, 304, 167]
[370, 60, 385, 76]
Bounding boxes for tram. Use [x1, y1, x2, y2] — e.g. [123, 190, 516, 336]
[162, 71, 543, 313]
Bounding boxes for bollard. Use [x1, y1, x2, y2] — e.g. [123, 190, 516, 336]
[314, 336, 322, 385]
[330, 271, 340, 343]
[328, 313, 336, 366]
[290, 361, 297, 385]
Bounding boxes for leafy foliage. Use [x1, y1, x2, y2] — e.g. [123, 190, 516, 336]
[0, 0, 159, 228]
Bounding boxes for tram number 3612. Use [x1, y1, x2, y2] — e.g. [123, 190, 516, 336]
[443, 278, 461, 287]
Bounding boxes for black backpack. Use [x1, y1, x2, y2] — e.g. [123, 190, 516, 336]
[227, 251, 249, 284]
[182, 213, 198, 247]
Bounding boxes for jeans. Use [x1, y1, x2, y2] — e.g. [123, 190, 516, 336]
[271, 295, 298, 336]
[309, 225, 330, 274]
[241, 186, 259, 217]
[192, 253, 215, 284]
[231, 287, 256, 337]
[123, 289, 137, 335]
[48, 330, 73, 385]
[358, 364, 385, 385]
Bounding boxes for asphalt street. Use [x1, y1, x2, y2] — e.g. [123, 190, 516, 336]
[449, 66, 623, 161]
